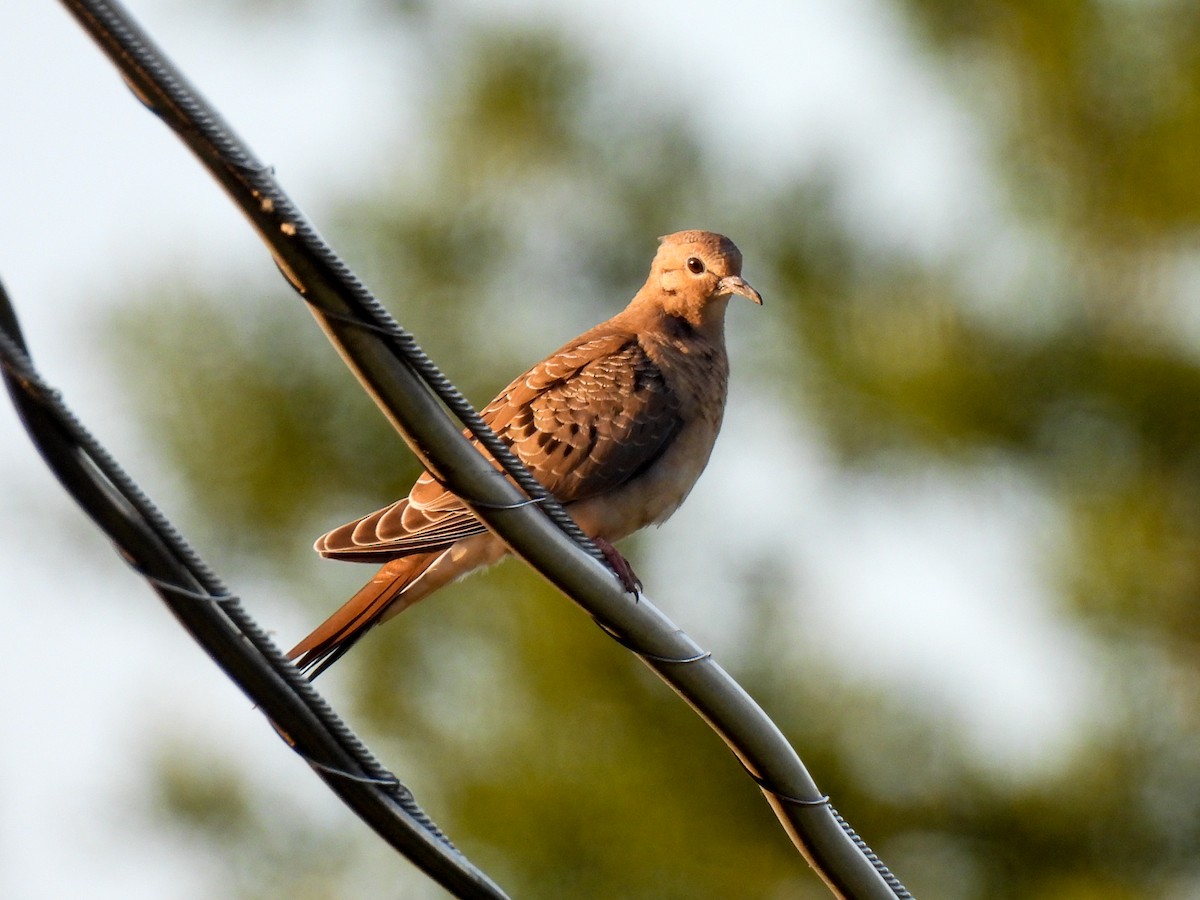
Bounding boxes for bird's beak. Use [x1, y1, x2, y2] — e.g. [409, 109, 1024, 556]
[715, 275, 763, 305]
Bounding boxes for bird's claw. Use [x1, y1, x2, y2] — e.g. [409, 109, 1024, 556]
[594, 538, 643, 594]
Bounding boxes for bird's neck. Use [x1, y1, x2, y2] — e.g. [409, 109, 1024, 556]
[626, 290, 729, 344]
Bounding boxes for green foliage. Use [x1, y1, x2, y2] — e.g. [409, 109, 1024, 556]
[109, 289, 423, 561]
[903, 0, 1200, 235]
[109, 3, 1200, 897]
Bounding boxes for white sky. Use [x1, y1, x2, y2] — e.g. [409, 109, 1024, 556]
[0, 1, 1099, 896]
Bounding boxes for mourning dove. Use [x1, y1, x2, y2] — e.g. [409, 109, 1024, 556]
[290, 231, 761, 675]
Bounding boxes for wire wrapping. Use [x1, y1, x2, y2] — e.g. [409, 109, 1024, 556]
[33, 1, 915, 896]
[830, 808, 914, 900]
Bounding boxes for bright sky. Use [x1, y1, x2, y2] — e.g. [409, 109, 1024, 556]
[0, 1, 1097, 896]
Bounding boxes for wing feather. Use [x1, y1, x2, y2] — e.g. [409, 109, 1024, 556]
[316, 329, 683, 561]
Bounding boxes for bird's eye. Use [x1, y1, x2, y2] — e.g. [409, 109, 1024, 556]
[686, 257, 705, 275]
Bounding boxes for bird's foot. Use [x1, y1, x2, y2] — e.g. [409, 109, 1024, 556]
[594, 538, 642, 594]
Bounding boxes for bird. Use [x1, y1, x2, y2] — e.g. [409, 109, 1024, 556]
[289, 230, 762, 676]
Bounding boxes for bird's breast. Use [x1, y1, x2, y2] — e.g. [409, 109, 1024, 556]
[568, 334, 729, 542]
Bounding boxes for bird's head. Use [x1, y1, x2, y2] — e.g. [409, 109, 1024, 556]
[642, 231, 763, 333]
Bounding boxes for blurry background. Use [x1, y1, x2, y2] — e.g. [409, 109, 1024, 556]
[3, 0, 1200, 896]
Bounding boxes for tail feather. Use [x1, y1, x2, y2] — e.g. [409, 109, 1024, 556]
[288, 553, 437, 677]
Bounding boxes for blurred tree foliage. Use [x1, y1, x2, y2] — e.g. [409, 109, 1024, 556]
[108, 1, 1200, 897]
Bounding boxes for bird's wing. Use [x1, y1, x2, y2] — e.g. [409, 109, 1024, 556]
[315, 329, 684, 561]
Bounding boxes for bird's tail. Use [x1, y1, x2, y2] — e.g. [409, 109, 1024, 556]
[288, 553, 438, 678]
